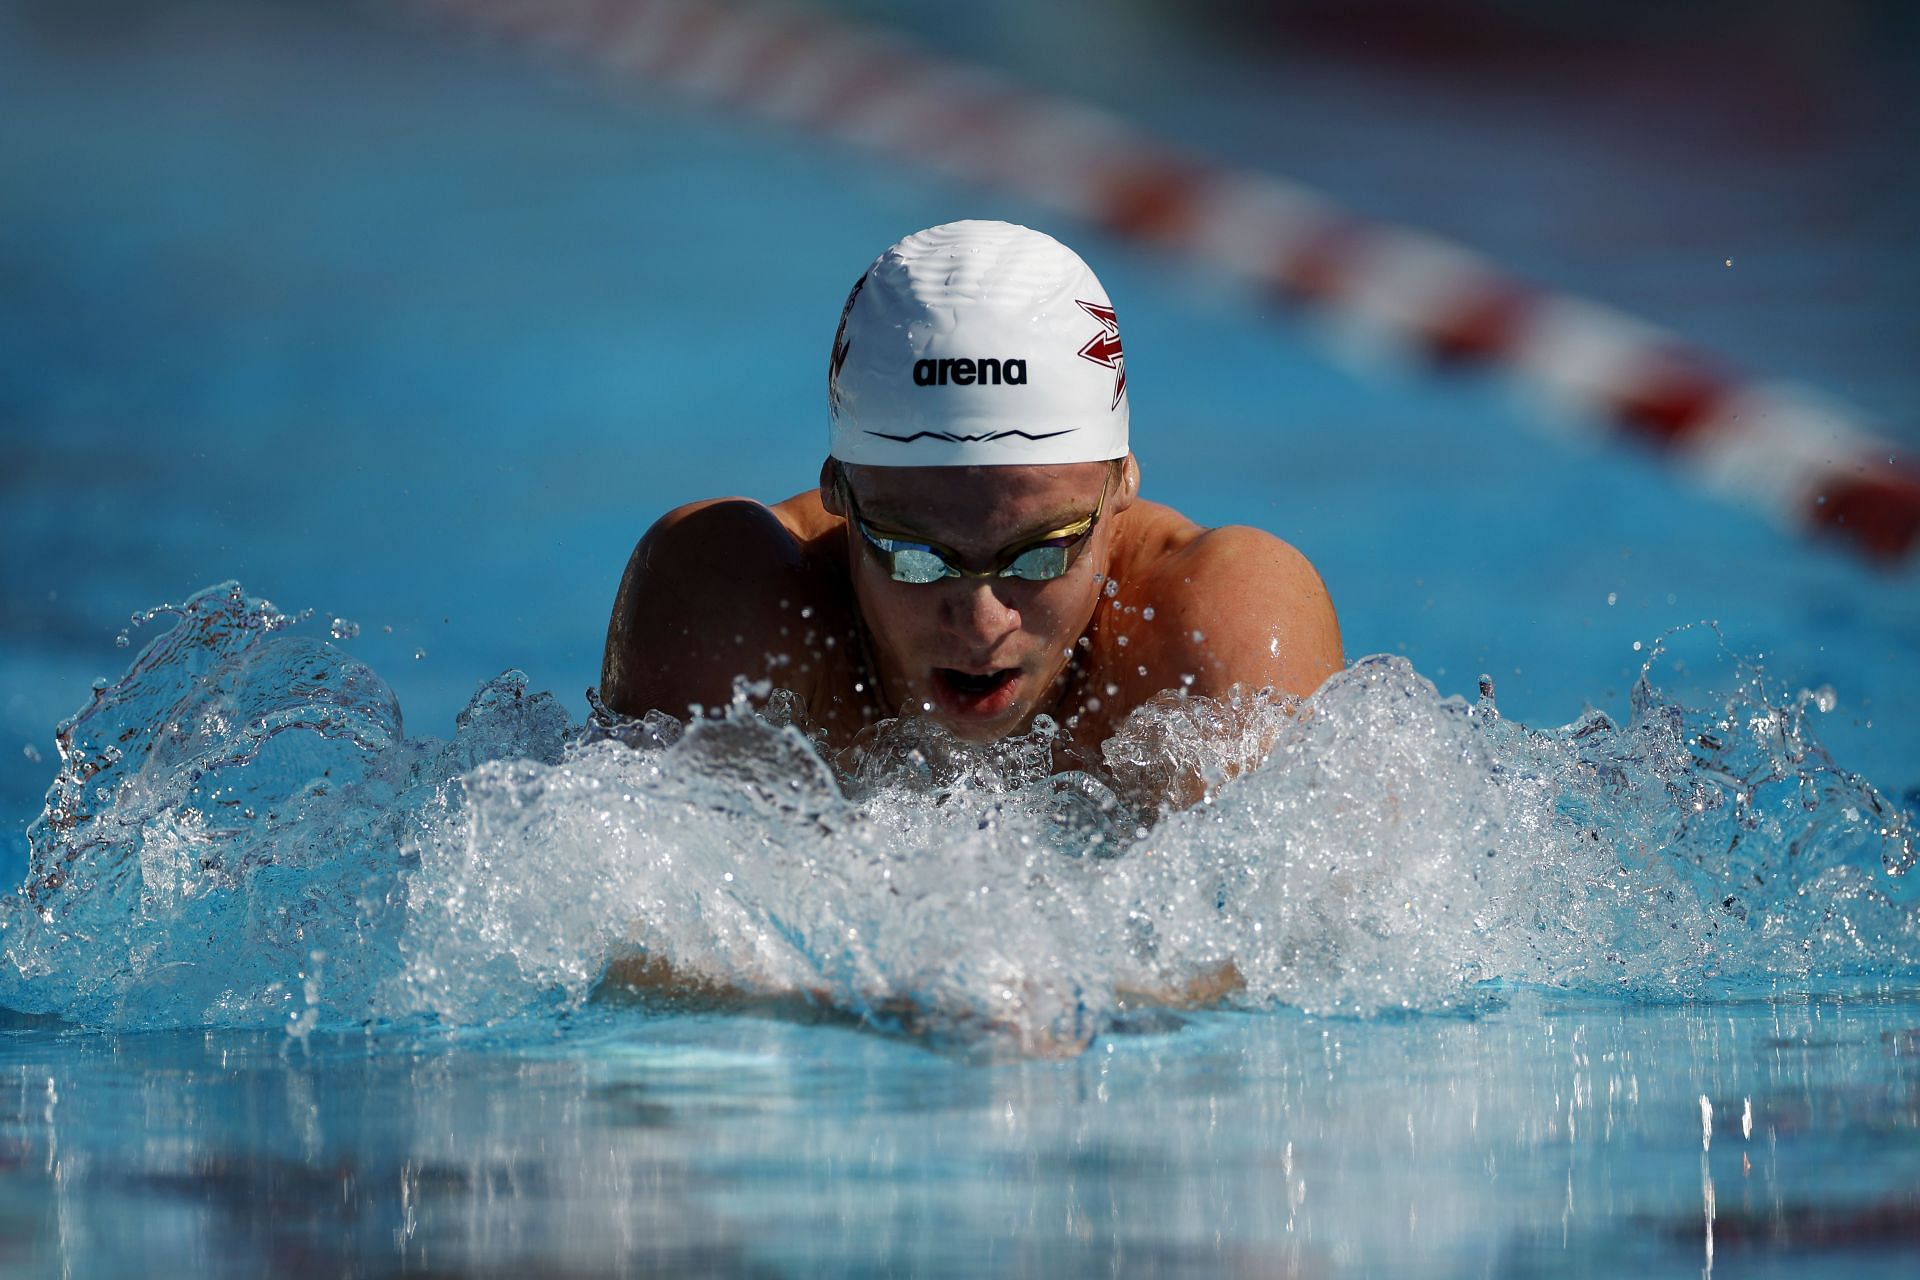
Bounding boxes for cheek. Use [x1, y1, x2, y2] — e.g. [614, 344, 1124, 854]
[1017, 579, 1096, 648]
[852, 573, 940, 659]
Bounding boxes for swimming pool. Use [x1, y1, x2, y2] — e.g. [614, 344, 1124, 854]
[2, 0, 1916, 1273]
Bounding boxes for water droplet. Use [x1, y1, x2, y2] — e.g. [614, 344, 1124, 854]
[1723, 258, 1734, 268]
[1632, 640, 1643, 652]
[114, 632, 130, 649]
[413, 648, 427, 661]
[1606, 592, 1617, 607]
[1103, 578, 1120, 598]
[22, 744, 41, 763]
[1141, 605, 1155, 620]
[1191, 630, 1206, 644]
[330, 617, 360, 641]
[1116, 635, 1129, 648]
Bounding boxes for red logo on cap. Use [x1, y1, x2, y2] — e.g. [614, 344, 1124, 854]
[1075, 300, 1126, 409]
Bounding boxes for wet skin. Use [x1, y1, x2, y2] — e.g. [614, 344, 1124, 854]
[600, 455, 1343, 762]
[598, 456, 1342, 1030]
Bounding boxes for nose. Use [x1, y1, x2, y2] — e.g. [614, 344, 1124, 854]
[939, 578, 1020, 647]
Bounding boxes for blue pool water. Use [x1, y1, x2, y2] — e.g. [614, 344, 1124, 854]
[3, 0, 1917, 1274]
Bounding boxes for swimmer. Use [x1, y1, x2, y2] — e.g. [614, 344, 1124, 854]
[601, 220, 1341, 780]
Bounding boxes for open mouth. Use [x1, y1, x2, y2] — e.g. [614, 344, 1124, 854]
[931, 667, 1021, 718]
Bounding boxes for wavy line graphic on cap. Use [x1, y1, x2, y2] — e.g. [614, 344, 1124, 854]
[864, 428, 1077, 444]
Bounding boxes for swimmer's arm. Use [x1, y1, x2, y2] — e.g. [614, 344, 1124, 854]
[597, 951, 842, 1018]
[1111, 529, 1340, 811]
[601, 498, 817, 722]
[597, 950, 750, 1005]
[1115, 961, 1245, 1011]
[1162, 526, 1342, 701]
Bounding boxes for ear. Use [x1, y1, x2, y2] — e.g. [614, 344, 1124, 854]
[818, 458, 846, 516]
[1112, 452, 1141, 511]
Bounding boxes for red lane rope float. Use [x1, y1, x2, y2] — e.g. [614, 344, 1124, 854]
[414, 0, 1920, 565]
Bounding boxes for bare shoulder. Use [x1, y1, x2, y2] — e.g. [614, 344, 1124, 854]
[600, 492, 841, 720]
[1117, 505, 1342, 701]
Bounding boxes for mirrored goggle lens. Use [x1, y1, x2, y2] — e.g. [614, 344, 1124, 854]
[887, 547, 955, 584]
[875, 536, 1075, 583]
[1000, 545, 1070, 581]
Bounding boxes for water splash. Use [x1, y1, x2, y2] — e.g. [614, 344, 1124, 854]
[0, 585, 1912, 1052]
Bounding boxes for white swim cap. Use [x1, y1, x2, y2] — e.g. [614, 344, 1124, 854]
[828, 220, 1129, 467]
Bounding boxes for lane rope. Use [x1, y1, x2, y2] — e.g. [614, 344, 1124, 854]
[414, 0, 1920, 564]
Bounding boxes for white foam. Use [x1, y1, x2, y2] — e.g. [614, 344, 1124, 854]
[4, 588, 1912, 1053]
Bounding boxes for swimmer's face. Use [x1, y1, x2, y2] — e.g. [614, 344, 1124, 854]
[823, 459, 1133, 741]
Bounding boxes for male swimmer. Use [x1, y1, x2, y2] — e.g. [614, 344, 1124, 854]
[601, 220, 1341, 768]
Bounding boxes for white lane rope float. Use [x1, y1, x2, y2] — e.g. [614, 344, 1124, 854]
[412, 0, 1920, 566]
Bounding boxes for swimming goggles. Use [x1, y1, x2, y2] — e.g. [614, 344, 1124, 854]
[840, 468, 1112, 584]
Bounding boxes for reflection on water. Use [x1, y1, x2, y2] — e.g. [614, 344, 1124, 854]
[3, 993, 1918, 1277]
